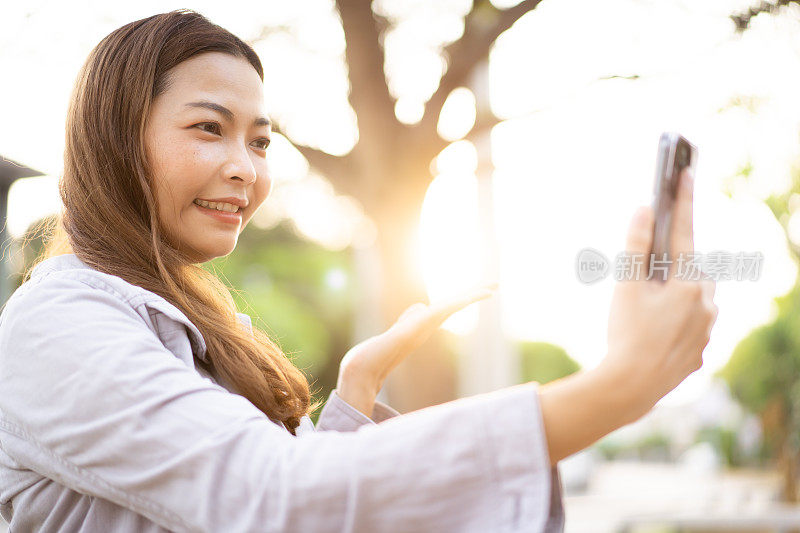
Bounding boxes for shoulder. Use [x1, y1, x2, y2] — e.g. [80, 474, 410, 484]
[0, 265, 208, 361]
[5, 268, 161, 328]
[3, 269, 140, 325]
[12, 261, 157, 310]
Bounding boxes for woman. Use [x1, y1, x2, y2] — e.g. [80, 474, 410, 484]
[0, 9, 717, 532]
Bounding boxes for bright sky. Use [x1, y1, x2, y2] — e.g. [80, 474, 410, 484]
[2, 0, 800, 405]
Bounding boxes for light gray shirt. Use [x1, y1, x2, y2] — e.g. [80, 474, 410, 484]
[0, 253, 564, 532]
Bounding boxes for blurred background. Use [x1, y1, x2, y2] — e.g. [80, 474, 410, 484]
[2, 0, 800, 530]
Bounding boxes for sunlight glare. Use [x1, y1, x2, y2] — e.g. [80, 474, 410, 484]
[418, 169, 482, 334]
[437, 87, 477, 142]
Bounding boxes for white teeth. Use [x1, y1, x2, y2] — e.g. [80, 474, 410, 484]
[194, 199, 240, 213]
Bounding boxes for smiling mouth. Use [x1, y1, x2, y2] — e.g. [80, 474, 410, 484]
[193, 199, 242, 213]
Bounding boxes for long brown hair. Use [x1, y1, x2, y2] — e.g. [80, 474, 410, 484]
[25, 9, 320, 434]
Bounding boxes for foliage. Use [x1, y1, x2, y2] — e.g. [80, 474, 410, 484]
[693, 426, 770, 469]
[717, 281, 800, 456]
[517, 341, 581, 385]
[595, 432, 672, 462]
[718, 162, 800, 500]
[205, 220, 357, 421]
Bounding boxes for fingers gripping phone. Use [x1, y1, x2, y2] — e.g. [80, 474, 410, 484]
[649, 132, 698, 282]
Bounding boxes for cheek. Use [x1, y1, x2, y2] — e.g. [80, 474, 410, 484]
[256, 172, 272, 202]
[251, 159, 272, 202]
[159, 142, 219, 206]
[241, 171, 271, 228]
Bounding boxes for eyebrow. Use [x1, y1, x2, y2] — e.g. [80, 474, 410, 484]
[184, 100, 271, 128]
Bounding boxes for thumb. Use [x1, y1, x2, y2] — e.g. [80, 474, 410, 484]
[625, 206, 654, 277]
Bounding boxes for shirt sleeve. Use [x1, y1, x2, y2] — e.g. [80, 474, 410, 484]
[315, 389, 401, 432]
[0, 275, 560, 532]
[233, 311, 402, 433]
[315, 391, 565, 530]
[546, 466, 565, 531]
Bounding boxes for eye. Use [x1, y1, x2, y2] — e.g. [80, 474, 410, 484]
[195, 122, 221, 135]
[252, 138, 271, 151]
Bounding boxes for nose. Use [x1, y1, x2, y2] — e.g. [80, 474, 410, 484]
[224, 143, 257, 185]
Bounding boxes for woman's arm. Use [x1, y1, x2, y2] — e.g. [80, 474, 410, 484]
[0, 275, 556, 532]
[538, 363, 642, 466]
[540, 172, 717, 465]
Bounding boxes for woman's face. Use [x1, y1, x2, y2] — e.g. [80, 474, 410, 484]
[144, 51, 272, 264]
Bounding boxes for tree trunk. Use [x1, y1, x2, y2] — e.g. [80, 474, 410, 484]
[778, 441, 799, 504]
[369, 171, 459, 413]
[762, 396, 799, 504]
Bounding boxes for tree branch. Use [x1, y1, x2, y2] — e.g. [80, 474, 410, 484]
[245, 24, 295, 46]
[731, 0, 800, 31]
[291, 143, 349, 179]
[269, 120, 362, 196]
[290, 141, 368, 199]
[418, 0, 544, 137]
[335, 0, 398, 141]
[466, 110, 501, 144]
[268, 120, 345, 175]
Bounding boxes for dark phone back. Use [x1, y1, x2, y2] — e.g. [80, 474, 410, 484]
[650, 132, 698, 281]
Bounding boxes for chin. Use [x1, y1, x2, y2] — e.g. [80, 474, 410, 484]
[186, 242, 237, 264]
[204, 247, 235, 262]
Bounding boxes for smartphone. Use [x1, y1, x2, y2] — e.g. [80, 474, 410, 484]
[649, 132, 698, 282]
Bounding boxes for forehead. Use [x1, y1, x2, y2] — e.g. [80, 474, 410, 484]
[157, 52, 265, 113]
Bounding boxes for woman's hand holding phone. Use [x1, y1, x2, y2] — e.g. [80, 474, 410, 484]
[603, 168, 718, 414]
[538, 168, 718, 465]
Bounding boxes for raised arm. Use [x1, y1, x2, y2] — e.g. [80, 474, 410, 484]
[539, 170, 718, 464]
